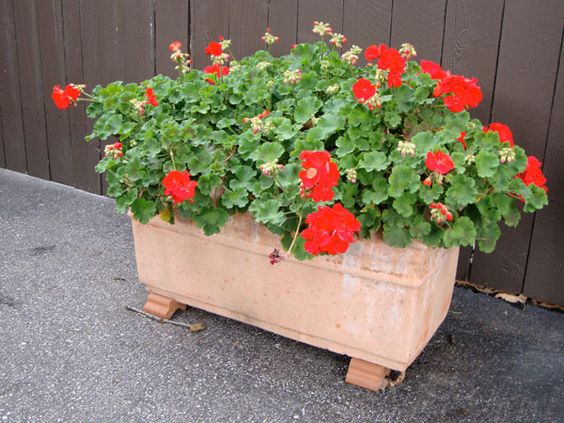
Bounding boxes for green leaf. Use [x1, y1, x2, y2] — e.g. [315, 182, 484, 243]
[335, 135, 355, 157]
[445, 174, 477, 208]
[221, 187, 249, 209]
[253, 142, 285, 164]
[359, 152, 389, 172]
[476, 221, 501, 253]
[475, 150, 499, 178]
[130, 198, 157, 224]
[274, 120, 296, 140]
[409, 215, 431, 238]
[388, 165, 420, 198]
[193, 207, 230, 235]
[443, 216, 477, 247]
[383, 224, 412, 248]
[229, 165, 256, 191]
[523, 184, 548, 212]
[411, 131, 438, 154]
[249, 198, 285, 226]
[294, 96, 323, 124]
[392, 193, 417, 217]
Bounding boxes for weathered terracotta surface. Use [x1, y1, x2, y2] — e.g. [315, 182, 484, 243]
[346, 358, 391, 391]
[131, 213, 459, 373]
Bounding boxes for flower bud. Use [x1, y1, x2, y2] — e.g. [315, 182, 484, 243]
[345, 168, 357, 184]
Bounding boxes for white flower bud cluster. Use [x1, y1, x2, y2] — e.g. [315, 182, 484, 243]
[326, 84, 340, 95]
[397, 140, 416, 157]
[345, 168, 357, 184]
[329, 33, 347, 48]
[399, 43, 417, 59]
[312, 21, 332, 37]
[341, 45, 362, 65]
[256, 61, 272, 71]
[261, 31, 280, 46]
[212, 52, 230, 65]
[283, 69, 302, 85]
[465, 154, 475, 164]
[259, 160, 284, 176]
[499, 147, 516, 163]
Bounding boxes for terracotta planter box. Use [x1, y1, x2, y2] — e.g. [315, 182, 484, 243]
[131, 213, 460, 390]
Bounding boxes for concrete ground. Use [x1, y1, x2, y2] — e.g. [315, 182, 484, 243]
[0, 168, 563, 423]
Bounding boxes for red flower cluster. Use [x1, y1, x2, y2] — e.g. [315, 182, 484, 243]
[426, 151, 455, 175]
[364, 44, 405, 88]
[299, 150, 340, 202]
[51, 84, 81, 110]
[420, 60, 447, 80]
[145, 88, 158, 107]
[104, 141, 123, 159]
[162, 170, 198, 204]
[483, 122, 514, 147]
[301, 203, 361, 255]
[352, 78, 377, 103]
[168, 40, 182, 52]
[205, 41, 223, 56]
[517, 156, 547, 192]
[203, 64, 229, 84]
[433, 75, 483, 113]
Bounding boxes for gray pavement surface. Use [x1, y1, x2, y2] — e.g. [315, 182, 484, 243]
[0, 168, 563, 423]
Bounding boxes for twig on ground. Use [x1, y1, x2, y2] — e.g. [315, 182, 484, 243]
[126, 306, 206, 332]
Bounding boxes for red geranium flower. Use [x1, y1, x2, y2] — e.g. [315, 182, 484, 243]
[169, 40, 182, 52]
[456, 131, 467, 150]
[203, 64, 229, 84]
[205, 41, 223, 56]
[51, 84, 81, 110]
[426, 151, 455, 175]
[364, 44, 405, 88]
[420, 60, 447, 80]
[145, 88, 158, 107]
[301, 203, 361, 255]
[299, 150, 340, 202]
[352, 78, 377, 102]
[483, 122, 514, 147]
[517, 156, 547, 192]
[433, 74, 483, 112]
[162, 170, 198, 204]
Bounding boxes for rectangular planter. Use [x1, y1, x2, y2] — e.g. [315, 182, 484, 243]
[131, 213, 459, 390]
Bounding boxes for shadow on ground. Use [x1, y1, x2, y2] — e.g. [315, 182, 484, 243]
[1, 169, 562, 422]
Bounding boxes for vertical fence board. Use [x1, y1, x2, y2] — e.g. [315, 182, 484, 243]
[297, 0, 344, 44]
[190, 0, 229, 70]
[442, 0, 504, 123]
[391, 0, 447, 62]
[523, 38, 564, 305]
[342, 0, 393, 63]
[267, 0, 298, 57]
[229, 0, 269, 60]
[13, 0, 51, 179]
[442, 0, 505, 280]
[156, 0, 189, 77]
[470, 0, 563, 293]
[124, 0, 156, 82]
[0, 0, 27, 172]
[37, 0, 73, 186]
[80, 0, 127, 194]
[0, 107, 5, 167]
[61, 0, 100, 193]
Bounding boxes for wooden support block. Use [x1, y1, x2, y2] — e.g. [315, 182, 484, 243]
[143, 292, 186, 319]
[345, 358, 391, 391]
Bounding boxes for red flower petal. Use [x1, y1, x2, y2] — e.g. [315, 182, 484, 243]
[420, 60, 447, 80]
[352, 78, 377, 102]
[162, 170, 198, 204]
[425, 151, 455, 175]
[205, 41, 223, 56]
[483, 122, 514, 147]
[169, 40, 182, 52]
[299, 150, 340, 202]
[52, 85, 70, 109]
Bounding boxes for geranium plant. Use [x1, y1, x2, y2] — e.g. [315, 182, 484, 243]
[53, 22, 548, 261]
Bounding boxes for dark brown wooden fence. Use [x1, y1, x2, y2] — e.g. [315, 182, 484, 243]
[1, 0, 563, 305]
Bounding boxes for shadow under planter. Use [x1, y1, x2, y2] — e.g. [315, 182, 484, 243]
[131, 213, 459, 391]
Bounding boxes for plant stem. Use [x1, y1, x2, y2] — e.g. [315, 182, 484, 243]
[169, 148, 177, 170]
[287, 213, 303, 254]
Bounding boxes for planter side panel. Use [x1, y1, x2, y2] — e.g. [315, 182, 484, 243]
[131, 215, 458, 370]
